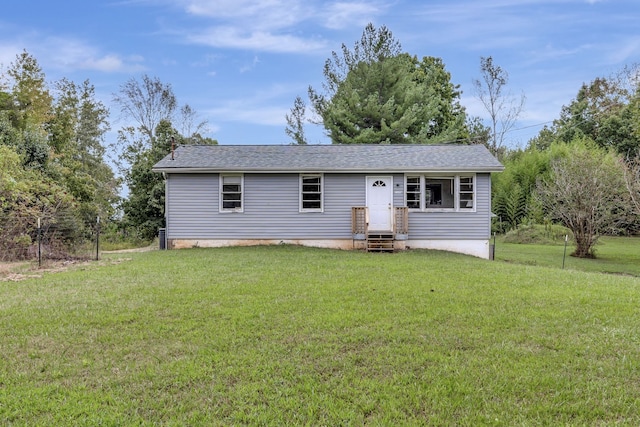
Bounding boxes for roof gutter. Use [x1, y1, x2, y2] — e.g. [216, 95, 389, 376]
[152, 166, 505, 174]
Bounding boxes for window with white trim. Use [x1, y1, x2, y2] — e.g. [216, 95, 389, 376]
[406, 176, 421, 209]
[458, 176, 474, 209]
[220, 174, 243, 212]
[405, 174, 475, 211]
[300, 174, 323, 212]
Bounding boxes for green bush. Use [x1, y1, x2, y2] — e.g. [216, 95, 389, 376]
[503, 223, 573, 245]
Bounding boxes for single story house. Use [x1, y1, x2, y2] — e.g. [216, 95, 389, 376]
[152, 144, 504, 258]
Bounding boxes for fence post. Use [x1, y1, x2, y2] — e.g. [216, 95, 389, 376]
[37, 217, 41, 267]
[96, 216, 100, 261]
[492, 232, 496, 260]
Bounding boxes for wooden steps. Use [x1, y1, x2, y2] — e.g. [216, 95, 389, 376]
[366, 231, 395, 252]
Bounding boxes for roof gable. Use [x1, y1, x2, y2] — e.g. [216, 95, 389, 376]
[152, 144, 504, 173]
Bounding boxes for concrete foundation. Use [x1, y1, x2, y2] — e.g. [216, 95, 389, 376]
[168, 238, 490, 258]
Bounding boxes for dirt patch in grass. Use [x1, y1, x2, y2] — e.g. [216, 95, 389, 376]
[0, 245, 154, 282]
[103, 245, 156, 254]
[0, 257, 132, 282]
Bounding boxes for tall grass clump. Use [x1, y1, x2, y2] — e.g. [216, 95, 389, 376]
[503, 223, 572, 245]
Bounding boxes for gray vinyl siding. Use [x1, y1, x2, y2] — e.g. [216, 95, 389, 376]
[165, 172, 492, 241]
[166, 174, 217, 238]
[166, 173, 365, 239]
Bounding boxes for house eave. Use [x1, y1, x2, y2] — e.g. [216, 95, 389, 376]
[152, 166, 505, 174]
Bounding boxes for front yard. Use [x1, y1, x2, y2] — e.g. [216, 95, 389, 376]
[1, 245, 639, 425]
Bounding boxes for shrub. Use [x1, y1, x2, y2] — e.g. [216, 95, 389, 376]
[503, 223, 573, 245]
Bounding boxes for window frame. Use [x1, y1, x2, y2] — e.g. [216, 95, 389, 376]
[405, 175, 422, 210]
[425, 176, 455, 210]
[299, 173, 324, 212]
[458, 175, 475, 210]
[405, 174, 476, 212]
[219, 173, 244, 213]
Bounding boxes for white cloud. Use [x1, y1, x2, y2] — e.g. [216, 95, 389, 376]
[79, 54, 127, 72]
[177, 0, 389, 30]
[523, 43, 594, 66]
[43, 38, 146, 73]
[0, 33, 145, 74]
[182, 0, 308, 30]
[187, 26, 326, 53]
[174, 0, 389, 53]
[322, 1, 386, 30]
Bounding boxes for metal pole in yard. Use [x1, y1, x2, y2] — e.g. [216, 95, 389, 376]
[493, 232, 496, 260]
[96, 216, 100, 261]
[562, 234, 568, 269]
[37, 217, 41, 267]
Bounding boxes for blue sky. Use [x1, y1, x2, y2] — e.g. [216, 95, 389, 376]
[1, 0, 639, 149]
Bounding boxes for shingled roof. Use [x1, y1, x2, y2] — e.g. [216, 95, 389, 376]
[152, 144, 504, 173]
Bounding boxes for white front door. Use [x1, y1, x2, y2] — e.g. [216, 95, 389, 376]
[366, 176, 393, 231]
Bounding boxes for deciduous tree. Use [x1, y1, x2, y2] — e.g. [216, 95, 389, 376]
[48, 78, 119, 229]
[119, 121, 172, 240]
[536, 140, 630, 258]
[553, 69, 640, 157]
[0, 145, 77, 260]
[113, 75, 177, 143]
[285, 95, 307, 145]
[472, 56, 525, 155]
[623, 152, 640, 215]
[0, 51, 119, 258]
[178, 104, 211, 144]
[113, 76, 216, 239]
[4, 50, 53, 130]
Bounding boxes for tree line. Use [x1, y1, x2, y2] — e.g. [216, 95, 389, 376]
[0, 51, 215, 260]
[491, 66, 640, 257]
[1, 24, 639, 261]
[1, 52, 117, 260]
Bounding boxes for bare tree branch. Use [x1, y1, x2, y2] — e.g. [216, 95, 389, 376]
[285, 96, 307, 145]
[622, 152, 640, 215]
[472, 56, 525, 155]
[112, 75, 177, 143]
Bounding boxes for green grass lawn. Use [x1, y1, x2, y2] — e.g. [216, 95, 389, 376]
[496, 236, 640, 277]
[1, 245, 640, 425]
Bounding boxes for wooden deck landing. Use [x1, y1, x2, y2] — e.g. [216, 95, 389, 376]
[366, 231, 395, 252]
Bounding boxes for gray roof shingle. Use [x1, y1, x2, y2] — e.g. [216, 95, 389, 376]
[152, 144, 504, 173]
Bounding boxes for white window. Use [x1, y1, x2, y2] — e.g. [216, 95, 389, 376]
[406, 176, 421, 209]
[300, 174, 323, 212]
[458, 176, 474, 210]
[220, 174, 243, 212]
[405, 174, 475, 212]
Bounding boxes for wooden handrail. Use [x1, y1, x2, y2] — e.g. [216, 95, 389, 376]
[353, 207, 407, 235]
[351, 207, 368, 235]
[394, 207, 409, 234]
